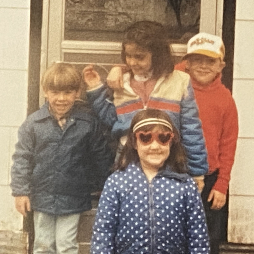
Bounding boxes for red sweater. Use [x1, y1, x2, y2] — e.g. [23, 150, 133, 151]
[175, 61, 238, 194]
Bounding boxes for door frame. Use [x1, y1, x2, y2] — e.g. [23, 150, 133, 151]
[40, 0, 224, 105]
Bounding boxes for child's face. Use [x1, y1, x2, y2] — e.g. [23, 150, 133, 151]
[124, 43, 152, 76]
[135, 126, 171, 172]
[186, 54, 225, 86]
[44, 89, 80, 119]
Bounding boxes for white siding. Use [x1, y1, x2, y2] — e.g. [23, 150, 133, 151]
[228, 0, 254, 244]
[0, 0, 30, 231]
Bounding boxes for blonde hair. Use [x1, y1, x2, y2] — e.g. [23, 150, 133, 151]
[41, 62, 82, 92]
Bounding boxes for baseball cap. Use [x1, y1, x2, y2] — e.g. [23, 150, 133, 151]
[183, 32, 225, 60]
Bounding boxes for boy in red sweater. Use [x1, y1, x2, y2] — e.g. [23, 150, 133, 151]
[106, 32, 238, 254]
[175, 32, 238, 254]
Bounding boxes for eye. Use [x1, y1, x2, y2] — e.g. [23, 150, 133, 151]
[139, 133, 152, 143]
[191, 57, 201, 63]
[207, 58, 216, 65]
[158, 133, 171, 144]
[134, 54, 145, 61]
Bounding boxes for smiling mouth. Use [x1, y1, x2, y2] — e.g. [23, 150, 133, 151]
[197, 70, 210, 74]
[147, 153, 163, 157]
[56, 105, 67, 110]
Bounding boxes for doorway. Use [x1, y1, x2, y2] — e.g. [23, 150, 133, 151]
[27, 0, 237, 253]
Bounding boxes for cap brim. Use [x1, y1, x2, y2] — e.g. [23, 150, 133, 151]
[183, 50, 222, 60]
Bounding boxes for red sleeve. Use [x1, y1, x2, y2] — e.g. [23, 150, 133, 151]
[213, 95, 238, 194]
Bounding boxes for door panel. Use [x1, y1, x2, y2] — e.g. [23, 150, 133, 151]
[42, 0, 225, 104]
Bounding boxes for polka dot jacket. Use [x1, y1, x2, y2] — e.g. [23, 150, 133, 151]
[91, 163, 210, 254]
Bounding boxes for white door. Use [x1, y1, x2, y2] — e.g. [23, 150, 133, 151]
[40, 0, 224, 104]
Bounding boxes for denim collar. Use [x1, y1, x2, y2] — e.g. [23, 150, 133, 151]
[34, 100, 90, 122]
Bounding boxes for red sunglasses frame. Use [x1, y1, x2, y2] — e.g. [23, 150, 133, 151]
[135, 131, 174, 146]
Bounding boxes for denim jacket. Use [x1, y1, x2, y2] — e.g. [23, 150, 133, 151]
[11, 101, 113, 215]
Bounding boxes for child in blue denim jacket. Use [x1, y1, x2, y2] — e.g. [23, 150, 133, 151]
[11, 62, 113, 254]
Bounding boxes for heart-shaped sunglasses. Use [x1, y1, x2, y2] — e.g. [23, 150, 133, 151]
[135, 131, 174, 146]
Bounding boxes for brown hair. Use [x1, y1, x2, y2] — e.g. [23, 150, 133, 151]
[114, 109, 188, 174]
[41, 62, 82, 92]
[121, 21, 174, 79]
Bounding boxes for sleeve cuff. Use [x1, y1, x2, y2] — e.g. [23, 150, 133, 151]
[212, 177, 229, 195]
[86, 82, 104, 92]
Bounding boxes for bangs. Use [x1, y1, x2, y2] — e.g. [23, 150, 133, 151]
[42, 63, 81, 91]
[47, 72, 80, 91]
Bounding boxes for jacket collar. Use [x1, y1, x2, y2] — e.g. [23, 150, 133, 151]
[158, 166, 189, 182]
[34, 100, 90, 122]
[34, 102, 51, 121]
[134, 162, 189, 182]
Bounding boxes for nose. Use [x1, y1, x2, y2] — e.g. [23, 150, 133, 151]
[127, 57, 137, 66]
[200, 59, 209, 67]
[57, 92, 66, 101]
[150, 139, 160, 149]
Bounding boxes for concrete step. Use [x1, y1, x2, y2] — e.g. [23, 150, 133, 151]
[0, 230, 28, 254]
[220, 243, 254, 253]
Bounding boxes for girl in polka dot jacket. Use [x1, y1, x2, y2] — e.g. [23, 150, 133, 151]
[91, 109, 210, 254]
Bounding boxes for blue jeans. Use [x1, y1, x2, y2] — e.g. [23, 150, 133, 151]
[33, 211, 80, 254]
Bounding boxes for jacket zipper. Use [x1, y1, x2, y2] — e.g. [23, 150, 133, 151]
[143, 76, 165, 110]
[148, 181, 155, 253]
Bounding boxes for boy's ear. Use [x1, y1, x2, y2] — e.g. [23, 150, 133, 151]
[185, 59, 191, 70]
[219, 60, 226, 72]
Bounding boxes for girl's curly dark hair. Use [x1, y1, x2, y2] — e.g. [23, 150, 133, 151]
[121, 21, 174, 80]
